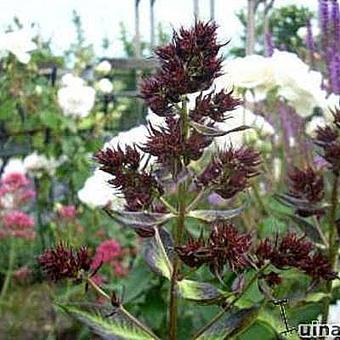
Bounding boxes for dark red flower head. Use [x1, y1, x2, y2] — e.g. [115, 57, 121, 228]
[141, 21, 225, 116]
[313, 108, 340, 174]
[208, 221, 252, 274]
[190, 90, 241, 123]
[198, 146, 261, 199]
[176, 221, 252, 276]
[38, 243, 91, 282]
[256, 233, 336, 281]
[142, 117, 212, 170]
[287, 166, 324, 217]
[95, 145, 163, 211]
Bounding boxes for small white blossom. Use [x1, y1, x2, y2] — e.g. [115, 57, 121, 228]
[23, 152, 62, 177]
[96, 78, 113, 94]
[95, 60, 112, 74]
[2, 159, 26, 177]
[0, 29, 36, 64]
[78, 169, 125, 209]
[57, 73, 96, 118]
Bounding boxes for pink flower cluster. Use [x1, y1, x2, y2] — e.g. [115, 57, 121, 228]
[91, 239, 128, 278]
[57, 205, 77, 219]
[0, 172, 36, 240]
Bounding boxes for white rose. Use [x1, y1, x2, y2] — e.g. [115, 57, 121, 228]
[78, 169, 125, 209]
[95, 60, 112, 74]
[224, 55, 275, 90]
[58, 74, 96, 118]
[0, 29, 36, 64]
[23, 152, 61, 176]
[214, 107, 274, 148]
[96, 78, 113, 94]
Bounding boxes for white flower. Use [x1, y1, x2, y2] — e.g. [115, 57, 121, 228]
[297, 21, 320, 39]
[23, 152, 62, 176]
[305, 116, 326, 137]
[270, 51, 325, 117]
[78, 169, 125, 209]
[0, 29, 36, 64]
[224, 55, 275, 91]
[214, 107, 275, 148]
[95, 60, 112, 74]
[58, 73, 96, 118]
[2, 158, 26, 177]
[96, 78, 113, 94]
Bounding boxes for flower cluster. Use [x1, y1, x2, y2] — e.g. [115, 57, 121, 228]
[38, 243, 92, 282]
[176, 221, 252, 275]
[256, 233, 336, 281]
[0, 172, 36, 240]
[198, 146, 261, 199]
[95, 146, 163, 211]
[141, 21, 224, 116]
[189, 90, 241, 123]
[287, 166, 324, 217]
[314, 107, 340, 174]
[91, 239, 128, 278]
[142, 117, 212, 169]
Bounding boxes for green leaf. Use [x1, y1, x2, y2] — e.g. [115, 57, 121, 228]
[143, 227, 173, 280]
[177, 279, 232, 304]
[195, 305, 261, 340]
[40, 111, 60, 128]
[284, 213, 322, 243]
[105, 209, 174, 228]
[58, 303, 158, 340]
[188, 206, 245, 222]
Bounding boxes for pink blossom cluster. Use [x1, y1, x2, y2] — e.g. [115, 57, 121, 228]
[91, 239, 128, 278]
[0, 172, 36, 240]
[57, 204, 77, 219]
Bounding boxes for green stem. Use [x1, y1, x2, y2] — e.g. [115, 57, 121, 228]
[0, 238, 16, 302]
[193, 264, 269, 339]
[251, 184, 268, 216]
[159, 197, 178, 215]
[169, 97, 189, 340]
[321, 173, 339, 324]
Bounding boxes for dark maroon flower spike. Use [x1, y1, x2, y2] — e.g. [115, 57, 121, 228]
[190, 89, 242, 123]
[142, 117, 212, 172]
[287, 166, 325, 217]
[176, 222, 252, 276]
[255, 233, 337, 282]
[38, 243, 92, 282]
[198, 146, 261, 199]
[314, 106, 340, 175]
[95, 146, 163, 211]
[140, 21, 225, 117]
[207, 221, 252, 275]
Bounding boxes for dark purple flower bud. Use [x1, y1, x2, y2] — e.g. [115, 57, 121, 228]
[261, 271, 282, 287]
[208, 221, 252, 274]
[198, 146, 261, 199]
[38, 243, 92, 282]
[288, 166, 324, 208]
[190, 90, 241, 123]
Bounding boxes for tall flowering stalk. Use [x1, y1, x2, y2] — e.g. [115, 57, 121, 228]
[38, 22, 337, 339]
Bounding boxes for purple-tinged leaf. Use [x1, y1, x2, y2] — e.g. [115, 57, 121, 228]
[105, 209, 174, 228]
[191, 121, 251, 137]
[232, 274, 245, 293]
[143, 227, 173, 279]
[274, 194, 321, 210]
[195, 305, 261, 339]
[188, 206, 245, 222]
[177, 279, 233, 305]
